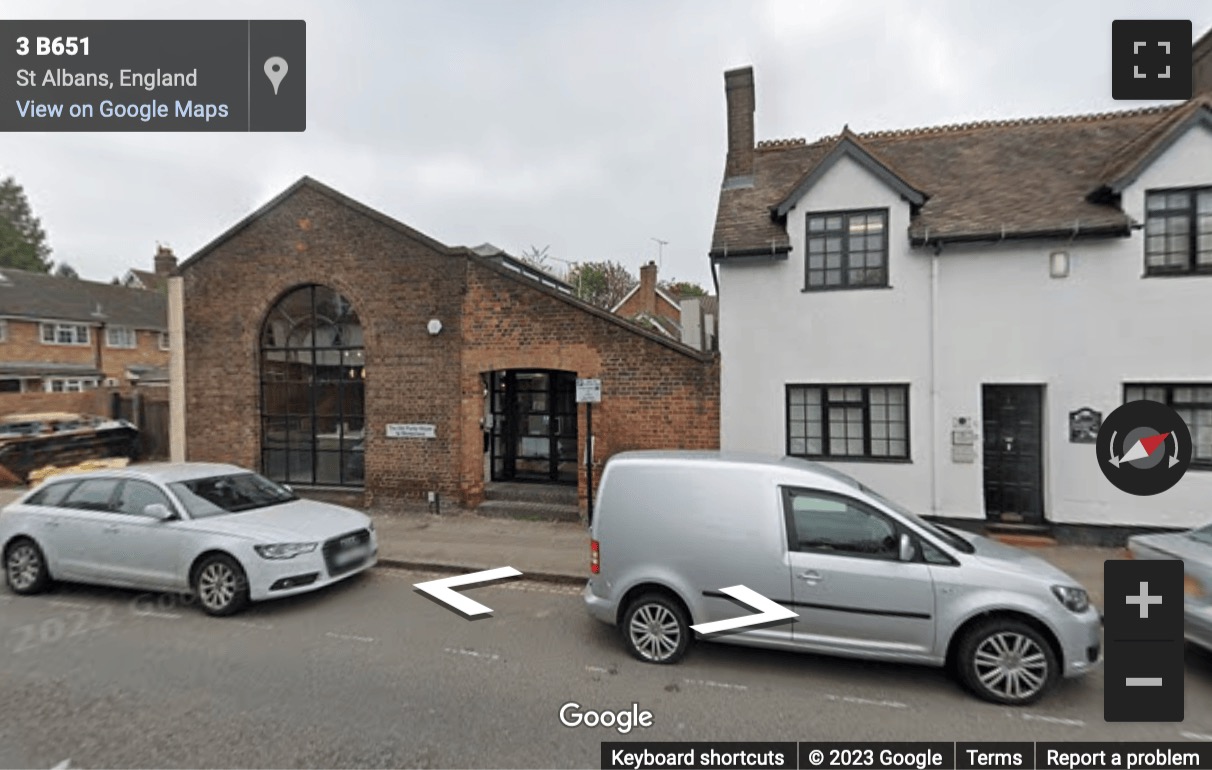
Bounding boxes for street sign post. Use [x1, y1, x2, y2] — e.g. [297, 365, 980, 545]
[576, 379, 601, 524]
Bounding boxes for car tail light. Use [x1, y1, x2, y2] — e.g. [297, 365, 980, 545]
[1123, 548, 1135, 559]
[1185, 574, 1205, 598]
[590, 539, 600, 574]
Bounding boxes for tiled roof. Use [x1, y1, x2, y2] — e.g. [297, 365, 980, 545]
[711, 101, 1206, 256]
[0, 268, 167, 329]
[0, 361, 103, 377]
[124, 269, 167, 291]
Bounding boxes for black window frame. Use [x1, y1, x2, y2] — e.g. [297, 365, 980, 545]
[1124, 383, 1212, 469]
[785, 383, 910, 462]
[804, 208, 890, 291]
[1143, 186, 1212, 276]
[259, 284, 365, 488]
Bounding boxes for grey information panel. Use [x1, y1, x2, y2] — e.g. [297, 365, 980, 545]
[0, 20, 305, 131]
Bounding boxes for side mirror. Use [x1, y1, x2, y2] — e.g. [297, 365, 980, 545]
[898, 533, 916, 562]
[143, 503, 174, 521]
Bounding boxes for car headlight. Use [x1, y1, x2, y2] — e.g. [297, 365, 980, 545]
[254, 542, 318, 560]
[1052, 585, 1090, 613]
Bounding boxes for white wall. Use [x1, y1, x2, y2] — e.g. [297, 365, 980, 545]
[720, 154, 936, 514]
[719, 123, 1212, 529]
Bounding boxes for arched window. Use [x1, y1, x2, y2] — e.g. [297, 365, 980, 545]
[260, 285, 364, 486]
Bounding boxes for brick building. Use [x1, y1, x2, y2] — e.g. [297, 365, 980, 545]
[173, 177, 719, 514]
[612, 261, 719, 352]
[0, 257, 170, 416]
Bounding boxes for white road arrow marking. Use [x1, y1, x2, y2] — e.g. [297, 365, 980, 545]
[691, 585, 797, 635]
[414, 566, 522, 617]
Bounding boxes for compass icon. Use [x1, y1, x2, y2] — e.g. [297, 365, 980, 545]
[1097, 400, 1192, 495]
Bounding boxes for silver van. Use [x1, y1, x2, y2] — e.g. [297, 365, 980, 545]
[584, 451, 1101, 705]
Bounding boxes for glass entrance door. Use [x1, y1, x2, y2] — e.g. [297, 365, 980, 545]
[490, 370, 577, 484]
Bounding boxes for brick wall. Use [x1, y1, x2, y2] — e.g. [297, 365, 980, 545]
[0, 390, 106, 417]
[99, 328, 169, 382]
[2, 319, 96, 369]
[182, 182, 465, 508]
[182, 178, 719, 513]
[0, 318, 167, 386]
[462, 260, 719, 510]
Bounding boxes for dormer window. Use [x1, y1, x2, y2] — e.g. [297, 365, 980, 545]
[805, 209, 888, 290]
[1144, 187, 1212, 275]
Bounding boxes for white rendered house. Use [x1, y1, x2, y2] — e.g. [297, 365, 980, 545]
[710, 35, 1212, 540]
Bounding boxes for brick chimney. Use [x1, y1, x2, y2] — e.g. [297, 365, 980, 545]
[1195, 27, 1212, 95]
[639, 261, 658, 315]
[724, 66, 755, 186]
[154, 245, 178, 277]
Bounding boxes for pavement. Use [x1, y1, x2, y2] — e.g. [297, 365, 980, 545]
[0, 486, 1121, 611]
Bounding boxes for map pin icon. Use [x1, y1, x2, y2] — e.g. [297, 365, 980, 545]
[264, 56, 288, 95]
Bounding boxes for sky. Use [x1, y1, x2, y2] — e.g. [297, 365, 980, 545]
[4, 0, 1212, 289]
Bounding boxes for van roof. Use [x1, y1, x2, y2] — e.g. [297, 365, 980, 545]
[605, 450, 863, 488]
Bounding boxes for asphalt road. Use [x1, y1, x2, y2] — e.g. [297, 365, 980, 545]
[1, 568, 1211, 769]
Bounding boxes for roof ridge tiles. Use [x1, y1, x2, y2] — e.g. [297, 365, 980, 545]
[752, 103, 1185, 150]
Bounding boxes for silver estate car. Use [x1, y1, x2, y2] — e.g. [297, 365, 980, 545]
[584, 451, 1102, 705]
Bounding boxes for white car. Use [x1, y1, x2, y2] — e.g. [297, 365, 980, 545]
[0, 463, 377, 615]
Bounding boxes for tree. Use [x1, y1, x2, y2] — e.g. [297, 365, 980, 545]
[517, 245, 552, 272]
[54, 262, 78, 279]
[567, 260, 638, 309]
[0, 177, 52, 272]
[660, 280, 708, 299]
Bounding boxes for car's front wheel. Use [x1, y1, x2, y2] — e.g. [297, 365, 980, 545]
[957, 618, 1058, 705]
[192, 554, 250, 616]
[4, 538, 51, 595]
[621, 592, 691, 664]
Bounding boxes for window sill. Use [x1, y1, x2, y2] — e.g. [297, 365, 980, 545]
[802, 284, 893, 293]
[789, 454, 912, 464]
[1141, 270, 1212, 278]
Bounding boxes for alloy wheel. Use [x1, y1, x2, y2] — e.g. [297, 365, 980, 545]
[198, 561, 238, 611]
[6, 544, 41, 591]
[628, 603, 682, 662]
[973, 631, 1049, 701]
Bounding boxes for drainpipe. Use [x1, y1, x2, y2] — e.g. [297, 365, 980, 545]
[930, 241, 941, 517]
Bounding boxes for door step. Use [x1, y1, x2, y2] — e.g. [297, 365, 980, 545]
[985, 522, 1056, 547]
[484, 482, 578, 505]
[477, 499, 581, 523]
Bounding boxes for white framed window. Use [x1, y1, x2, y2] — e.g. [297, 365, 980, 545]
[0, 319, 6, 342]
[106, 326, 137, 349]
[159, 330, 170, 351]
[44, 377, 99, 393]
[40, 322, 90, 346]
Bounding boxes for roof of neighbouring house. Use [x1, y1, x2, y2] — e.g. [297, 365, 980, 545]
[711, 95, 1212, 257]
[0, 361, 104, 377]
[0, 268, 167, 329]
[123, 269, 167, 292]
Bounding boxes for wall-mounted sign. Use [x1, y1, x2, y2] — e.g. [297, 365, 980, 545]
[951, 445, 977, 463]
[386, 423, 436, 439]
[952, 429, 976, 446]
[576, 378, 601, 403]
[1069, 407, 1101, 444]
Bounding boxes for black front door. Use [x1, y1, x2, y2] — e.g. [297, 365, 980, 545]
[490, 370, 577, 484]
[982, 385, 1045, 524]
